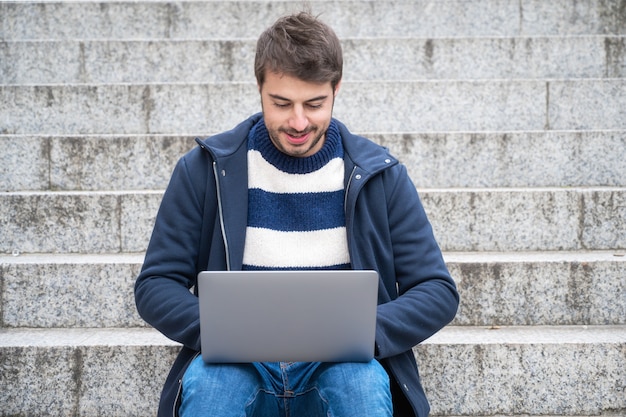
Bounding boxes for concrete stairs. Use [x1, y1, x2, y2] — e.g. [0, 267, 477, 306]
[1, 1, 624, 416]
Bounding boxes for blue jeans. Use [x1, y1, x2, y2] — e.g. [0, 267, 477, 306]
[180, 356, 393, 417]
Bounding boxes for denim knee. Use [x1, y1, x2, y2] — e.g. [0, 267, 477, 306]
[180, 356, 262, 417]
[313, 360, 392, 417]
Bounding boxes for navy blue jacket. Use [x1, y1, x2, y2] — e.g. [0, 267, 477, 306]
[135, 114, 459, 417]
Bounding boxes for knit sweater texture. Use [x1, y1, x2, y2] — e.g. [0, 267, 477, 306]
[243, 119, 350, 270]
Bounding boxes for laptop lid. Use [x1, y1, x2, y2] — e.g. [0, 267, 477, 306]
[197, 270, 379, 363]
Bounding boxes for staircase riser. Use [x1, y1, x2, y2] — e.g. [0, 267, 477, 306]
[416, 342, 626, 416]
[449, 260, 626, 326]
[3, 81, 626, 135]
[376, 131, 626, 189]
[3, 37, 625, 84]
[0, 341, 622, 416]
[3, 132, 625, 192]
[422, 189, 626, 251]
[0, 345, 177, 417]
[1, 261, 145, 328]
[2, 256, 624, 328]
[0, 192, 158, 254]
[1, 189, 624, 254]
[2, 1, 625, 41]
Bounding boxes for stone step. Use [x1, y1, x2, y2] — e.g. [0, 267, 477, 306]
[2, 0, 624, 41]
[1, 252, 624, 329]
[424, 187, 626, 252]
[2, 36, 625, 85]
[419, 325, 626, 416]
[445, 251, 626, 326]
[2, 130, 625, 192]
[2, 80, 626, 135]
[0, 134, 196, 192]
[1, 188, 624, 254]
[0, 327, 179, 417]
[1, 325, 623, 416]
[0, 253, 146, 328]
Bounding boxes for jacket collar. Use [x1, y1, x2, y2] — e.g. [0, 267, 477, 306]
[195, 113, 262, 159]
[337, 119, 398, 177]
[195, 113, 398, 270]
[196, 113, 398, 174]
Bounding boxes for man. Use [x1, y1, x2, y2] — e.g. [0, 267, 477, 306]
[135, 11, 459, 417]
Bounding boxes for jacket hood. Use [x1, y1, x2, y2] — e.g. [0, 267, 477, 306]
[195, 113, 262, 158]
[337, 121, 399, 176]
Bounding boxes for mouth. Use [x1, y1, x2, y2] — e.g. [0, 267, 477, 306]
[283, 130, 312, 145]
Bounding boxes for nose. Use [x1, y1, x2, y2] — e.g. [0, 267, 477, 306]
[288, 106, 309, 132]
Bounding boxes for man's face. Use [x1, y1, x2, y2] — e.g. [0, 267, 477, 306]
[259, 71, 340, 158]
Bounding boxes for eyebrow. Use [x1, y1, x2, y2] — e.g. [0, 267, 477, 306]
[268, 93, 329, 103]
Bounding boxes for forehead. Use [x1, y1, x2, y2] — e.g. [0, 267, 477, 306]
[260, 71, 334, 100]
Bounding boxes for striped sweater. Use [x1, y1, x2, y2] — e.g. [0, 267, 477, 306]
[242, 119, 350, 270]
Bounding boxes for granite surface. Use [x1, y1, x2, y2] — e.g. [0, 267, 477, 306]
[1, 188, 625, 254]
[420, 188, 626, 251]
[3, 36, 623, 85]
[417, 326, 626, 416]
[2, 252, 623, 329]
[448, 255, 626, 326]
[2, 1, 624, 41]
[0, 329, 179, 416]
[1, 326, 623, 416]
[1, 259, 145, 328]
[2, 132, 624, 192]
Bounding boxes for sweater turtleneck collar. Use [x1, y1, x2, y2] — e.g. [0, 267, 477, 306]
[247, 119, 343, 174]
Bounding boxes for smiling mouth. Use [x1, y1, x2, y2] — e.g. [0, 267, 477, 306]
[283, 129, 312, 145]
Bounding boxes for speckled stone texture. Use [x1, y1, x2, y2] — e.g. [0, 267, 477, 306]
[0, 191, 162, 254]
[3, 36, 624, 85]
[372, 131, 626, 188]
[2, 132, 624, 193]
[445, 252, 626, 326]
[2, 252, 623, 333]
[1, 188, 624, 254]
[0, 135, 196, 192]
[0, 329, 179, 416]
[0, 136, 50, 192]
[3, 80, 626, 135]
[2, 0, 624, 41]
[48, 135, 197, 191]
[1, 326, 622, 416]
[417, 326, 626, 416]
[421, 188, 626, 251]
[1, 254, 145, 328]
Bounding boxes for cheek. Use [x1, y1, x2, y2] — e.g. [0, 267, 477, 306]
[261, 107, 280, 127]
[311, 112, 333, 128]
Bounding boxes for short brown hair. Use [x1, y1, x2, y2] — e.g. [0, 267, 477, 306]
[255, 12, 343, 90]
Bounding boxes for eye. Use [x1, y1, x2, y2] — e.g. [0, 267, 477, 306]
[307, 102, 323, 109]
[273, 102, 290, 108]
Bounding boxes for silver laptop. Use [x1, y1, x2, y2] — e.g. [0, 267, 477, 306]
[197, 270, 379, 363]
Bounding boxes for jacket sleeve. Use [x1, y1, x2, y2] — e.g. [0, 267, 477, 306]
[134, 150, 209, 351]
[373, 164, 459, 359]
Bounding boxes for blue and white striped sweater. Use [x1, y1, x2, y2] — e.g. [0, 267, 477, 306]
[242, 119, 350, 270]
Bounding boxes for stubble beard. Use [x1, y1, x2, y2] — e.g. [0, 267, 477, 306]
[268, 126, 326, 158]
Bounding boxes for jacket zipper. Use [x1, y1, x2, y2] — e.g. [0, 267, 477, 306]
[212, 161, 231, 271]
[344, 165, 362, 266]
[344, 165, 358, 210]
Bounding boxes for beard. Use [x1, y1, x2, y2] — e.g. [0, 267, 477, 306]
[266, 124, 327, 158]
